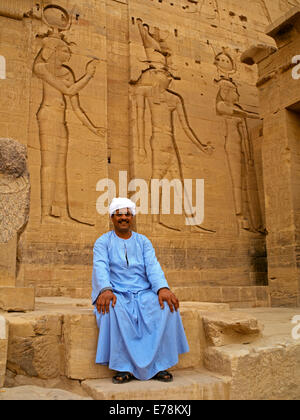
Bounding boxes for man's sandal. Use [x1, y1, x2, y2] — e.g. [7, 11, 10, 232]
[153, 370, 173, 382]
[112, 371, 134, 384]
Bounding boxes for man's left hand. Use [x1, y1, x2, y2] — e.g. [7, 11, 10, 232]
[158, 288, 179, 313]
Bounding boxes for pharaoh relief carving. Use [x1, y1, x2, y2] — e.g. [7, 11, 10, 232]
[213, 49, 266, 234]
[130, 19, 215, 233]
[33, 4, 105, 225]
[0, 138, 30, 244]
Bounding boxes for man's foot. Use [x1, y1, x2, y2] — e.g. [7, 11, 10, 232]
[112, 371, 134, 384]
[153, 370, 173, 382]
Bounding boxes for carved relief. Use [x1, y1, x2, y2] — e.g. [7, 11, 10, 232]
[214, 49, 266, 234]
[258, 0, 272, 24]
[33, 5, 105, 225]
[199, 0, 220, 22]
[279, 0, 300, 12]
[130, 19, 215, 233]
[0, 138, 30, 244]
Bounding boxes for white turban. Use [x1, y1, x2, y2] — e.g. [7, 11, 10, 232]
[109, 197, 136, 217]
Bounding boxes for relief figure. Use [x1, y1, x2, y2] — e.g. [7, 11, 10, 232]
[33, 36, 104, 224]
[131, 19, 214, 233]
[214, 51, 265, 234]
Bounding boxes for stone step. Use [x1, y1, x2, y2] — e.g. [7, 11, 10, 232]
[203, 308, 300, 400]
[4, 299, 230, 382]
[81, 368, 230, 400]
[0, 316, 8, 387]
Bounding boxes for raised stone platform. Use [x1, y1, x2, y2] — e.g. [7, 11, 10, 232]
[0, 298, 299, 400]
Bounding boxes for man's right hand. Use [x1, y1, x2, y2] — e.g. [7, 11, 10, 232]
[96, 290, 117, 314]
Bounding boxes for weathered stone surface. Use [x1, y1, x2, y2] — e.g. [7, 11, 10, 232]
[82, 368, 230, 401]
[0, 138, 30, 244]
[0, 385, 92, 400]
[204, 340, 300, 400]
[63, 312, 111, 381]
[0, 287, 35, 312]
[202, 311, 263, 347]
[0, 316, 8, 387]
[6, 314, 62, 379]
[204, 307, 300, 399]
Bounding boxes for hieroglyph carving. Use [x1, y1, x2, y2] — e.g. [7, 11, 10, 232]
[33, 5, 105, 225]
[214, 49, 265, 234]
[0, 56, 5, 80]
[130, 19, 215, 233]
[0, 138, 30, 244]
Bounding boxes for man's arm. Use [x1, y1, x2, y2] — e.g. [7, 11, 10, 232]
[92, 236, 113, 304]
[143, 237, 169, 293]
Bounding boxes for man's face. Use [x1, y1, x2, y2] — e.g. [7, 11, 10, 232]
[111, 208, 133, 234]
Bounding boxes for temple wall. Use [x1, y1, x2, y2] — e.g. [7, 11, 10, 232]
[0, 0, 298, 300]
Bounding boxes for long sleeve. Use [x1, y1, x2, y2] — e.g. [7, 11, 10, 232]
[143, 237, 169, 294]
[91, 236, 112, 304]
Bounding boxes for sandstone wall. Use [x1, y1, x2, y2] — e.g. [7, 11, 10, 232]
[0, 0, 298, 299]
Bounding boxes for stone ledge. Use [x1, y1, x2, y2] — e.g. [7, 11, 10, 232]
[82, 368, 230, 400]
[204, 337, 300, 399]
[0, 287, 35, 312]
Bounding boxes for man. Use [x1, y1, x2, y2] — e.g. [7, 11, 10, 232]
[92, 197, 189, 384]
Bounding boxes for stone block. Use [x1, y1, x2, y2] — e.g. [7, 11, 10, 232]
[202, 311, 263, 347]
[0, 287, 35, 312]
[82, 368, 230, 400]
[6, 313, 62, 379]
[63, 302, 230, 379]
[0, 316, 9, 387]
[204, 340, 300, 400]
[63, 312, 112, 380]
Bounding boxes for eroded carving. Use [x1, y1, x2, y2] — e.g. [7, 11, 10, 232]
[199, 0, 220, 22]
[0, 138, 30, 244]
[214, 49, 266, 234]
[131, 19, 215, 233]
[33, 5, 105, 225]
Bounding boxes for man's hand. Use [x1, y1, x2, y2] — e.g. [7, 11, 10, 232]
[96, 290, 117, 314]
[158, 288, 179, 313]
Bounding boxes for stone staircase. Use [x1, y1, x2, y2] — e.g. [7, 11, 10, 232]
[1, 297, 300, 400]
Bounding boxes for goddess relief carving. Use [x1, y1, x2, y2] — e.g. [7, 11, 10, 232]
[33, 5, 105, 224]
[214, 49, 266, 234]
[130, 19, 215, 233]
